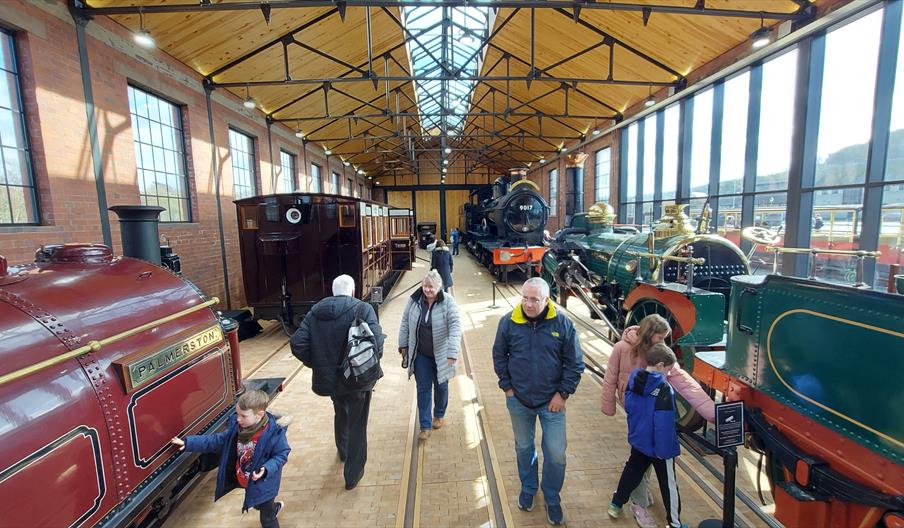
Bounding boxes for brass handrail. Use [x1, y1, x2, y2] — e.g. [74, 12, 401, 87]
[765, 247, 881, 257]
[627, 251, 706, 266]
[0, 297, 220, 388]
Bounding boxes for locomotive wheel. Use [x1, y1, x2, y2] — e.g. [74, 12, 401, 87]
[624, 300, 712, 433]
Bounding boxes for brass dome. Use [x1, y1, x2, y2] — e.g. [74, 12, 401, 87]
[587, 202, 615, 225]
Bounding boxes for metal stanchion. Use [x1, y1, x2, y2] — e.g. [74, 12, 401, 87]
[488, 280, 500, 309]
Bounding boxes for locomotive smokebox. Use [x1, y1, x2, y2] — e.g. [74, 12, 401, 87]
[109, 205, 165, 264]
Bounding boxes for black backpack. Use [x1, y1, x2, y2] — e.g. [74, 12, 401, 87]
[340, 304, 383, 388]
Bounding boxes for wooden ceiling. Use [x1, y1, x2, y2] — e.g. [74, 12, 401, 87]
[83, 0, 830, 181]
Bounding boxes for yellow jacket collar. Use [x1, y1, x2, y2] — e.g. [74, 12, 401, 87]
[511, 299, 557, 324]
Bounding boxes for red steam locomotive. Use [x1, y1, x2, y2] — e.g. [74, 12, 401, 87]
[0, 243, 265, 527]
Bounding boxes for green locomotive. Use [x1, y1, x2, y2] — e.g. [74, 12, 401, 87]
[543, 203, 749, 349]
[693, 272, 903, 528]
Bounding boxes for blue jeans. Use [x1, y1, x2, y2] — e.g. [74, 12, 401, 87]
[414, 353, 449, 430]
[505, 396, 567, 506]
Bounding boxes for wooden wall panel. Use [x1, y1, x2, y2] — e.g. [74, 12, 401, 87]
[444, 190, 471, 238]
[415, 190, 440, 232]
[387, 191, 412, 209]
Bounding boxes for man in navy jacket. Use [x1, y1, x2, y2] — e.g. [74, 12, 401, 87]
[492, 277, 584, 526]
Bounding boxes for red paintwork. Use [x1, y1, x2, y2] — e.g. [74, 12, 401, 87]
[623, 283, 698, 335]
[694, 357, 901, 528]
[0, 244, 237, 527]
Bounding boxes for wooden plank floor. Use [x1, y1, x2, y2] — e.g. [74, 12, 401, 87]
[165, 249, 762, 528]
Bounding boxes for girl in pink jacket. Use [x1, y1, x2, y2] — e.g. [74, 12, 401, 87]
[600, 314, 715, 528]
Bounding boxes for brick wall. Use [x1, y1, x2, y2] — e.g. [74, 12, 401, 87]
[0, 0, 348, 310]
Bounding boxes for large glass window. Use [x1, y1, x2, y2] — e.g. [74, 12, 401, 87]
[814, 11, 882, 187]
[750, 192, 788, 275]
[331, 172, 340, 194]
[690, 88, 713, 198]
[311, 163, 322, 193]
[278, 150, 296, 193]
[757, 49, 798, 192]
[549, 168, 558, 216]
[719, 72, 750, 195]
[594, 148, 610, 203]
[811, 187, 864, 282]
[642, 115, 657, 202]
[128, 86, 190, 222]
[228, 129, 256, 200]
[0, 31, 37, 224]
[662, 104, 680, 202]
[625, 123, 638, 203]
[887, 15, 904, 183]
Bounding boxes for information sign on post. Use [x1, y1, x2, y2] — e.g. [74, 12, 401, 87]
[370, 287, 383, 304]
[715, 401, 745, 449]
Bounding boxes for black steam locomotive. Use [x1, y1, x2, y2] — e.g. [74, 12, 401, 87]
[461, 177, 549, 281]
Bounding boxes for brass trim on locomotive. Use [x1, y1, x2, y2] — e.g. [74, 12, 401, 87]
[0, 297, 220, 388]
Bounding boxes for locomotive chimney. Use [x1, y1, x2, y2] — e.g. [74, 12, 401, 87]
[109, 205, 165, 264]
[564, 153, 588, 227]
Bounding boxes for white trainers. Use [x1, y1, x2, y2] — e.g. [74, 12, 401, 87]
[630, 503, 657, 528]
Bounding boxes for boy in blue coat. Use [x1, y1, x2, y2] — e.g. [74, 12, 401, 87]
[608, 344, 686, 528]
[171, 389, 291, 528]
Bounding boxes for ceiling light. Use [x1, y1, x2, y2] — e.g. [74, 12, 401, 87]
[134, 29, 155, 49]
[442, 167, 448, 173]
[750, 26, 771, 49]
[444, 147, 452, 154]
[592, 128, 601, 136]
[644, 97, 656, 108]
[133, 10, 155, 48]
[295, 129, 304, 139]
[358, 169, 365, 175]
[324, 149, 332, 156]
[242, 83, 255, 109]
[443, 159, 449, 165]
[559, 147, 567, 153]
[539, 158, 545, 164]
[375, 181, 381, 185]
[343, 160, 350, 167]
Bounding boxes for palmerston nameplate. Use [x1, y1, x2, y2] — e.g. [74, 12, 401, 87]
[115, 325, 223, 393]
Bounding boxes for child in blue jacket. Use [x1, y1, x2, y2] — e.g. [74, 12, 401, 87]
[171, 389, 291, 528]
[608, 343, 686, 528]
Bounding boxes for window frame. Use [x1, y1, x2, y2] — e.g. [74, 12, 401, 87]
[128, 83, 192, 222]
[228, 127, 258, 200]
[0, 29, 39, 226]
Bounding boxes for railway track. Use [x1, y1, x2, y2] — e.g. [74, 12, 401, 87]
[395, 278, 512, 528]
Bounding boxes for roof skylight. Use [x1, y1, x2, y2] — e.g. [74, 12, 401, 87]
[402, 6, 492, 137]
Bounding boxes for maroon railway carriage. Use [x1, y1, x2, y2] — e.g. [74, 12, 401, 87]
[235, 193, 414, 331]
[0, 243, 260, 528]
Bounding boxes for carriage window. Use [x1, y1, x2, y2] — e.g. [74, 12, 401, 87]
[240, 205, 259, 230]
[339, 204, 356, 227]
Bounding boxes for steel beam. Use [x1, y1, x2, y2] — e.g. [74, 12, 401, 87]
[81, 1, 802, 20]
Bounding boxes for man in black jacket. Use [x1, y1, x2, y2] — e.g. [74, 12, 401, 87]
[290, 274, 384, 490]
